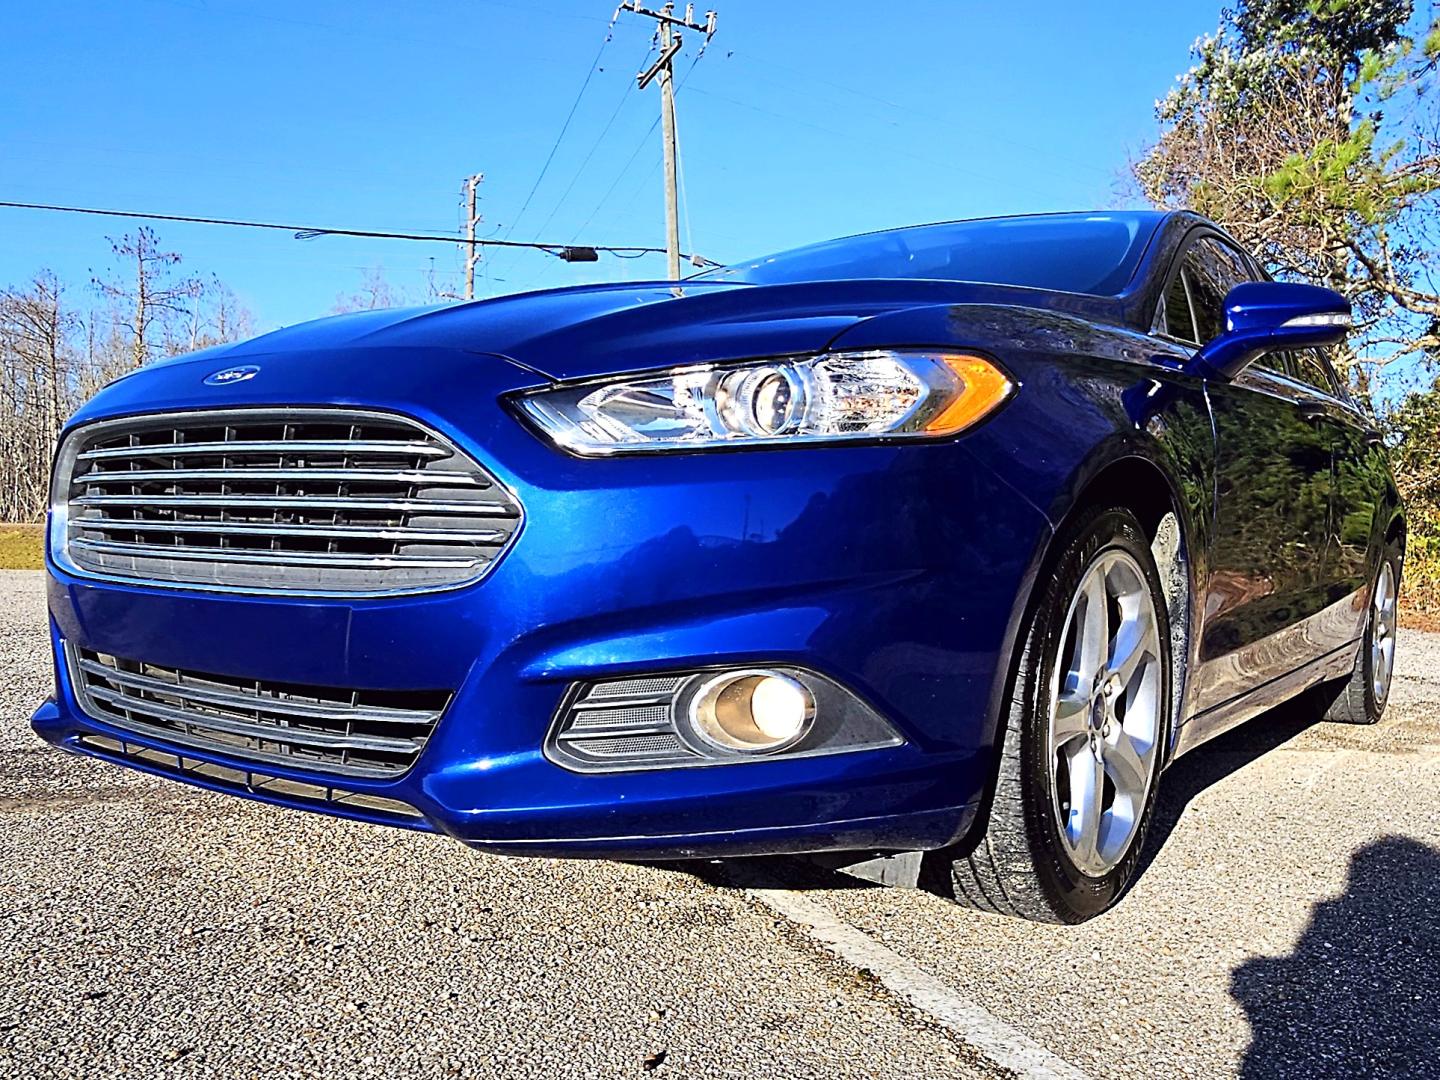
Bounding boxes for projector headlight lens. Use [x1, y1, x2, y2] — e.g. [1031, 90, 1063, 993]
[514, 350, 1013, 456]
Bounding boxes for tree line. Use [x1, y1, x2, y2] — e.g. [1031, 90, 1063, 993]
[0, 228, 258, 522]
[0, 229, 431, 524]
[1135, 0, 1440, 611]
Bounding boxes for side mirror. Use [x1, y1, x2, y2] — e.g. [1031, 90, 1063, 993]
[1185, 281, 1351, 380]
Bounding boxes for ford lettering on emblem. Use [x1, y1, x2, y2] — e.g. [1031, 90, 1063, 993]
[204, 365, 261, 386]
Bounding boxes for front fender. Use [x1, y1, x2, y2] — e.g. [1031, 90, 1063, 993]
[831, 303, 1216, 774]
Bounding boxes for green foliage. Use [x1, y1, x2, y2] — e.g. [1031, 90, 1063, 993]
[1383, 378, 1440, 613]
[1263, 120, 1437, 226]
[1136, 0, 1440, 377]
[1237, 0, 1413, 65]
[1385, 377, 1440, 530]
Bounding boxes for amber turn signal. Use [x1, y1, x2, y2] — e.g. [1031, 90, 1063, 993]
[922, 354, 1015, 436]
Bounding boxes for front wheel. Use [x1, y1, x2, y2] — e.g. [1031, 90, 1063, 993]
[949, 507, 1171, 923]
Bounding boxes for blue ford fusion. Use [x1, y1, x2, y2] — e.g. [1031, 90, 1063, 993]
[32, 211, 1404, 922]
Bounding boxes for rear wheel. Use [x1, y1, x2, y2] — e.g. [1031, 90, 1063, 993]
[1314, 545, 1401, 726]
[949, 507, 1171, 923]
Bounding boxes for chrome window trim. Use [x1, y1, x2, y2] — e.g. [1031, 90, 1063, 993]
[50, 406, 525, 599]
[1236, 361, 1359, 415]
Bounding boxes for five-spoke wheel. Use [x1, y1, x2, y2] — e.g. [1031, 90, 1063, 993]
[1048, 550, 1163, 878]
[1370, 558, 1397, 706]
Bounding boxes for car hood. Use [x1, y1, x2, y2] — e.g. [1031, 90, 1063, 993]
[158, 278, 1125, 383]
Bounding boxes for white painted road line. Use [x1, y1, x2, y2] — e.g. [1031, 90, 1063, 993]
[747, 886, 1093, 1080]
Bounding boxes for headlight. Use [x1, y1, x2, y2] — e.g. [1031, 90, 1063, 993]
[513, 349, 1013, 455]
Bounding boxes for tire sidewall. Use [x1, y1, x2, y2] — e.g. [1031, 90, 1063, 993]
[1019, 508, 1172, 921]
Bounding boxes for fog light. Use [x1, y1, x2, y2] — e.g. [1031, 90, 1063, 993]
[689, 670, 816, 753]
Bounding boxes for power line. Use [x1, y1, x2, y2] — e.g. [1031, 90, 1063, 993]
[531, 35, 656, 241]
[567, 116, 660, 244]
[670, 44, 708, 265]
[498, 5, 625, 246]
[0, 199, 721, 264]
[566, 41, 707, 246]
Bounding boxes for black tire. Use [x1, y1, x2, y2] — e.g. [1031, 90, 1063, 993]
[1313, 543, 1402, 726]
[948, 506, 1172, 924]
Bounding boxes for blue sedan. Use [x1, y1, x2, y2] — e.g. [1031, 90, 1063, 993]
[31, 210, 1404, 922]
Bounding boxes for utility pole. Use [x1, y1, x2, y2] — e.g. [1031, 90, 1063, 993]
[619, 2, 717, 281]
[462, 173, 483, 300]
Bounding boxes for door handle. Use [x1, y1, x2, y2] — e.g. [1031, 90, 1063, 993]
[1363, 429, 1385, 447]
[1296, 401, 1329, 423]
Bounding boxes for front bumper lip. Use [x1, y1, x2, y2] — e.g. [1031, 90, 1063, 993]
[36, 570, 994, 857]
[31, 694, 979, 858]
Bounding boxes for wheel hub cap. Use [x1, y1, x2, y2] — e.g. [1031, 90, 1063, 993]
[1048, 549, 1163, 878]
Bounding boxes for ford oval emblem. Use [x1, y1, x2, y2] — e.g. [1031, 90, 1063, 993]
[204, 364, 261, 387]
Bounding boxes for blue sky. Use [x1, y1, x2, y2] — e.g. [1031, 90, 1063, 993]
[2, 0, 1224, 329]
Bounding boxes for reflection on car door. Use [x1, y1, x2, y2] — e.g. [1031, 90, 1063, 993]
[1289, 348, 1381, 619]
[1167, 235, 1338, 713]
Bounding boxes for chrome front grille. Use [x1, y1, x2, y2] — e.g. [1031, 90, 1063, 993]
[69, 647, 449, 779]
[54, 408, 522, 595]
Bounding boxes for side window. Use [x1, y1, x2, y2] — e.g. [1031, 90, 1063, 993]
[1182, 237, 1251, 344]
[1162, 235, 1289, 377]
[1155, 267, 1198, 344]
[1290, 348, 1338, 396]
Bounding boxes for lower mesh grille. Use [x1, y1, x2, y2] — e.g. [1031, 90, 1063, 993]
[76, 733, 426, 825]
[69, 647, 449, 779]
[546, 674, 702, 771]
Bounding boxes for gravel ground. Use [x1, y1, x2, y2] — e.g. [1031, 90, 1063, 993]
[4, 568, 1439, 1078]
[0, 572, 995, 1080]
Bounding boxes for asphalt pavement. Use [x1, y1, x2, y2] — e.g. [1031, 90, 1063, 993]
[3, 569, 1437, 1079]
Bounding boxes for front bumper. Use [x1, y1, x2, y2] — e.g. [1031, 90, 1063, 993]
[32, 343, 1048, 858]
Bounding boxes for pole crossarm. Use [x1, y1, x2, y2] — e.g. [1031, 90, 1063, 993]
[637, 36, 684, 89]
[619, 1, 716, 33]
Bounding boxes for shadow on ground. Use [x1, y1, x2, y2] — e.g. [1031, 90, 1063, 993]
[1231, 835, 1440, 1078]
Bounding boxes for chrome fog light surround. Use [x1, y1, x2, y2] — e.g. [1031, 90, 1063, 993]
[688, 669, 816, 753]
[544, 665, 903, 773]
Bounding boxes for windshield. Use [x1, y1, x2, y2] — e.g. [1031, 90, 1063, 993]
[699, 212, 1160, 296]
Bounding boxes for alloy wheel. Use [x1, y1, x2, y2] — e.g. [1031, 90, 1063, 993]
[1371, 560, 1398, 705]
[1047, 549, 1163, 878]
